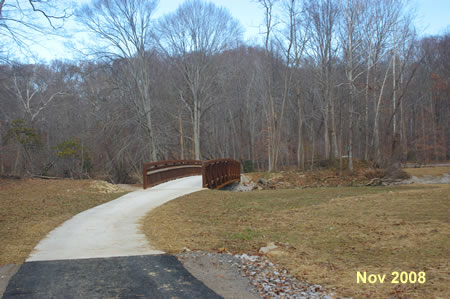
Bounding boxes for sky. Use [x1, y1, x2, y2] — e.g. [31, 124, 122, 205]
[14, 0, 450, 62]
[154, 0, 449, 38]
[413, 0, 450, 35]
[153, 0, 263, 40]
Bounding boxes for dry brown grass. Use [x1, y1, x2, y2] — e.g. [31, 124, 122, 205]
[403, 166, 450, 177]
[0, 178, 127, 264]
[142, 184, 450, 298]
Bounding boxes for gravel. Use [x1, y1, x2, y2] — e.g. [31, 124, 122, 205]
[221, 181, 256, 192]
[219, 174, 259, 192]
[402, 174, 450, 184]
[177, 251, 334, 298]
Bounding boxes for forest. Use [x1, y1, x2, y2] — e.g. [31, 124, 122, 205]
[0, 0, 448, 183]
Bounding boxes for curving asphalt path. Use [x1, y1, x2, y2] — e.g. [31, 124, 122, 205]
[3, 176, 222, 298]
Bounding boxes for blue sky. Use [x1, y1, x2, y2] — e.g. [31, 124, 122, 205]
[21, 0, 450, 62]
[154, 0, 262, 40]
[154, 0, 449, 38]
[414, 0, 450, 35]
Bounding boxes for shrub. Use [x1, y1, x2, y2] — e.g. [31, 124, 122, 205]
[243, 160, 254, 173]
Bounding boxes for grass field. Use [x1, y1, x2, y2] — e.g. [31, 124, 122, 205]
[0, 178, 127, 264]
[142, 184, 450, 298]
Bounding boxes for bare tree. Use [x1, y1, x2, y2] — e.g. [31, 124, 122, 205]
[157, 0, 242, 160]
[341, 0, 369, 171]
[305, 0, 340, 160]
[1, 0, 446, 179]
[280, 0, 310, 169]
[7, 64, 66, 123]
[365, 0, 416, 164]
[257, 0, 279, 171]
[0, 0, 72, 61]
[77, 0, 159, 161]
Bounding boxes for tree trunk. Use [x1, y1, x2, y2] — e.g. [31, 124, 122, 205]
[373, 60, 392, 164]
[348, 84, 354, 172]
[14, 145, 21, 175]
[178, 112, 184, 160]
[0, 122, 3, 175]
[364, 46, 372, 161]
[339, 96, 344, 173]
[193, 95, 201, 160]
[297, 95, 304, 170]
[311, 120, 315, 171]
[324, 97, 330, 159]
[346, 2, 354, 172]
[421, 106, 426, 163]
[392, 32, 397, 137]
[329, 98, 339, 159]
[145, 111, 157, 161]
[430, 92, 438, 161]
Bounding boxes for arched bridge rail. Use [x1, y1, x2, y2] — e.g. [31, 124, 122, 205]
[142, 159, 240, 190]
[143, 160, 202, 189]
[202, 159, 241, 189]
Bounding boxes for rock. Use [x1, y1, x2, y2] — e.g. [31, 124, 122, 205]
[240, 175, 250, 184]
[267, 250, 289, 258]
[257, 178, 276, 190]
[259, 242, 278, 255]
[241, 254, 249, 259]
[182, 247, 191, 252]
[258, 178, 268, 185]
[366, 177, 382, 186]
[221, 180, 256, 192]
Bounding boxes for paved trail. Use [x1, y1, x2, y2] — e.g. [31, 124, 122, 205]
[4, 255, 220, 298]
[28, 176, 203, 261]
[3, 176, 222, 298]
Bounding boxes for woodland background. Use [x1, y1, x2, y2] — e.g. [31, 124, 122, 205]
[0, 0, 448, 183]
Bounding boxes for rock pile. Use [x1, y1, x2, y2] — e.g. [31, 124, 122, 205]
[221, 175, 257, 192]
[89, 180, 124, 193]
[403, 173, 450, 184]
[235, 253, 333, 299]
[178, 251, 334, 298]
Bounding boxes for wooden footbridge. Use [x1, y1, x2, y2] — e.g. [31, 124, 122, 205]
[142, 159, 241, 189]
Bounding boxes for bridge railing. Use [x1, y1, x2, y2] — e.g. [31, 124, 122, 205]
[202, 158, 241, 189]
[143, 160, 202, 189]
[142, 158, 241, 190]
